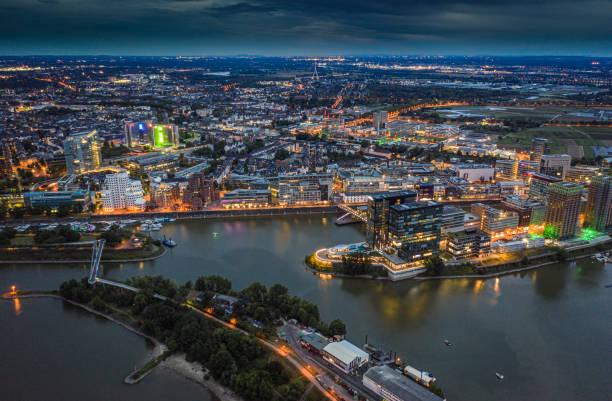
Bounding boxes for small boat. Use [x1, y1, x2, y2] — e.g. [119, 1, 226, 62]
[150, 223, 162, 231]
[496, 373, 504, 380]
[162, 236, 177, 248]
[444, 340, 452, 347]
[605, 284, 612, 289]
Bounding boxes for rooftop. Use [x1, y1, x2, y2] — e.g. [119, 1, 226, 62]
[363, 365, 444, 401]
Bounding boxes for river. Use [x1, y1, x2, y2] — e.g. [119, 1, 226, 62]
[1, 215, 611, 401]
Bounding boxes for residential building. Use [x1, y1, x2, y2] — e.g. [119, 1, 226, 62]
[543, 182, 583, 239]
[366, 191, 418, 248]
[100, 172, 145, 212]
[583, 175, 612, 231]
[63, 130, 102, 175]
[388, 200, 442, 261]
[539, 154, 571, 180]
[373, 111, 388, 131]
[446, 229, 491, 260]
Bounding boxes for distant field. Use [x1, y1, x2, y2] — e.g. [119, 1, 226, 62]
[497, 126, 605, 158]
[437, 105, 612, 123]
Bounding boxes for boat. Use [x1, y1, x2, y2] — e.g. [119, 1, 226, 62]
[140, 224, 151, 231]
[605, 284, 612, 289]
[150, 223, 162, 231]
[444, 340, 452, 347]
[162, 236, 177, 248]
[496, 373, 504, 380]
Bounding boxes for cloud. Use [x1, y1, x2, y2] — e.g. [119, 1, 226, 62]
[0, 0, 610, 55]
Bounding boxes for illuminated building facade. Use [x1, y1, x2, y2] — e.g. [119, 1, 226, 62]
[543, 182, 583, 239]
[0, 143, 13, 179]
[125, 122, 179, 149]
[526, 172, 562, 201]
[388, 200, 442, 261]
[446, 229, 491, 260]
[63, 130, 102, 175]
[539, 154, 571, 180]
[495, 159, 518, 181]
[101, 172, 145, 212]
[471, 203, 519, 234]
[23, 190, 89, 209]
[367, 191, 418, 249]
[583, 175, 612, 231]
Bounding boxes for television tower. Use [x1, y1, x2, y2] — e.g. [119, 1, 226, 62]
[312, 61, 319, 81]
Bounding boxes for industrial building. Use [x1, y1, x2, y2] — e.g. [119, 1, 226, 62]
[321, 340, 369, 374]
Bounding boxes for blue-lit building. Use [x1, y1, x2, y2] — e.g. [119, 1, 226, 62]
[23, 190, 90, 209]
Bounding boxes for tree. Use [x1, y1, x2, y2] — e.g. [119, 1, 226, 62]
[328, 319, 347, 336]
[208, 347, 237, 386]
[241, 282, 267, 304]
[425, 255, 445, 276]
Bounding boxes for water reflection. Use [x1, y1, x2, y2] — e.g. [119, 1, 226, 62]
[13, 297, 21, 315]
[534, 262, 569, 298]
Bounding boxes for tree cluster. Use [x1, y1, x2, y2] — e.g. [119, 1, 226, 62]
[34, 225, 81, 244]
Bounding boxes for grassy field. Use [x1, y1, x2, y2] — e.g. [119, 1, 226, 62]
[497, 126, 604, 158]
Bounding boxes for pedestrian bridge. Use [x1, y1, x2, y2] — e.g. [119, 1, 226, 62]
[337, 204, 367, 223]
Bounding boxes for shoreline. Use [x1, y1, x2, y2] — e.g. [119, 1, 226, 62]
[305, 249, 607, 282]
[0, 246, 167, 264]
[0, 292, 244, 401]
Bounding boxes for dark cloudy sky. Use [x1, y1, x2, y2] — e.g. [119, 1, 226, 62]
[1, 0, 611, 55]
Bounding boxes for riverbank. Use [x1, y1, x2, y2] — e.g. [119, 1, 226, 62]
[0, 292, 242, 400]
[303, 262, 390, 280]
[160, 353, 245, 401]
[0, 245, 166, 264]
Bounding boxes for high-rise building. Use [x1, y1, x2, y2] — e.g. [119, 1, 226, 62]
[539, 154, 572, 180]
[526, 172, 562, 201]
[583, 175, 612, 231]
[501, 195, 546, 227]
[63, 130, 102, 175]
[495, 159, 518, 181]
[530, 138, 548, 162]
[566, 165, 601, 185]
[373, 111, 388, 131]
[101, 172, 145, 212]
[125, 122, 179, 149]
[0, 142, 14, 179]
[543, 182, 583, 239]
[388, 201, 442, 261]
[367, 191, 418, 249]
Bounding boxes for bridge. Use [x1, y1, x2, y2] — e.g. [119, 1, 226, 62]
[87, 239, 167, 300]
[337, 204, 367, 223]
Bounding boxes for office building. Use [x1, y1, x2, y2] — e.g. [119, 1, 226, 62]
[451, 163, 495, 183]
[150, 182, 181, 209]
[517, 161, 540, 180]
[583, 175, 612, 231]
[530, 138, 548, 162]
[539, 154, 571, 180]
[125, 122, 179, 149]
[100, 172, 146, 212]
[63, 130, 102, 175]
[441, 206, 466, 233]
[446, 229, 491, 260]
[23, 190, 89, 209]
[127, 152, 179, 173]
[501, 195, 546, 226]
[566, 165, 601, 185]
[471, 203, 519, 235]
[543, 182, 583, 239]
[269, 174, 332, 206]
[495, 159, 518, 181]
[373, 111, 388, 131]
[388, 200, 442, 261]
[526, 172, 562, 201]
[220, 189, 271, 208]
[367, 191, 418, 248]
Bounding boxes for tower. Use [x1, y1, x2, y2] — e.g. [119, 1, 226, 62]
[583, 175, 612, 231]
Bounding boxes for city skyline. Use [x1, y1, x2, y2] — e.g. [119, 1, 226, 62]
[1, 0, 612, 56]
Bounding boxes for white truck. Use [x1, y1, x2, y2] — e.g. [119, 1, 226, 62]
[404, 365, 436, 386]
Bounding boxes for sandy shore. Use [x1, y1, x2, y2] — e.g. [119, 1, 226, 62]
[160, 353, 245, 401]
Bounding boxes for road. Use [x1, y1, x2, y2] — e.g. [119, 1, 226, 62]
[183, 304, 337, 401]
[280, 323, 384, 401]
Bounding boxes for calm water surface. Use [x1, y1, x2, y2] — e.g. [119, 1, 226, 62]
[1, 216, 611, 401]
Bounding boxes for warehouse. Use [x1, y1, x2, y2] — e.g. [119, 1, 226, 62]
[363, 365, 444, 401]
[322, 340, 369, 374]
